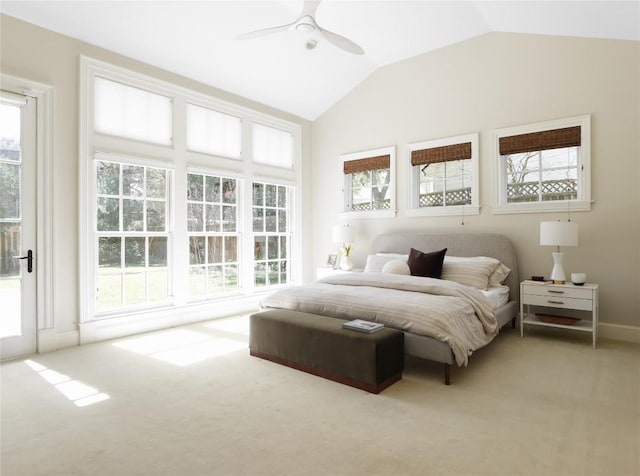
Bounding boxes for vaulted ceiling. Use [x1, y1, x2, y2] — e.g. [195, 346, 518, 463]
[2, 1, 638, 120]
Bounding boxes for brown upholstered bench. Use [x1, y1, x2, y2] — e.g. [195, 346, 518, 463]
[249, 310, 404, 394]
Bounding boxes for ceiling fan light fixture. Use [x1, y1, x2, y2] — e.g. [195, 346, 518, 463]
[237, 0, 364, 55]
[295, 17, 317, 33]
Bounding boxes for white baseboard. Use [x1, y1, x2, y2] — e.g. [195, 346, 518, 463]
[599, 323, 640, 345]
[79, 297, 262, 345]
[37, 328, 79, 353]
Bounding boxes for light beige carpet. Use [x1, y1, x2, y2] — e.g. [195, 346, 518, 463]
[1, 314, 639, 476]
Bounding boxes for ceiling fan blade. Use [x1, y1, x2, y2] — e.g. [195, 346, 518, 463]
[301, 0, 321, 18]
[236, 23, 293, 41]
[318, 27, 365, 55]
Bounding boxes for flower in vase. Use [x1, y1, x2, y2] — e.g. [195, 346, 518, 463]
[341, 244, 352, 257]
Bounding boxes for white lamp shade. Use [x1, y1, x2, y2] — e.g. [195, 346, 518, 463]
[332, 224, 354, 244]
[540, 221, 578, 247]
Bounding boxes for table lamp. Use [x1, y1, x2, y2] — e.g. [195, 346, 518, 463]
[332, 224, 354, 270]
[540, 221, 578, 284]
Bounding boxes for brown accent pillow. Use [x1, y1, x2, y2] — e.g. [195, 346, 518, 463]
[407, 247, 447, 278]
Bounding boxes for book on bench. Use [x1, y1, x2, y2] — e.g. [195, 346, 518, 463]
[342, 319, 384, 333]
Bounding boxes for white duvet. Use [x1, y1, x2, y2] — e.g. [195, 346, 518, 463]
[259, 273, 499, 366]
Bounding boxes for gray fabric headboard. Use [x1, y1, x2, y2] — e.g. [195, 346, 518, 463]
[371, 232, 520, 304]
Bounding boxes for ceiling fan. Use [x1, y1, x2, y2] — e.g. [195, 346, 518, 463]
[237, 0, 365, 55]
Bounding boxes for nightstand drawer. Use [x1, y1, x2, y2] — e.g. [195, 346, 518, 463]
[522, 293, 593, 311]
[522, 284, 593, 300]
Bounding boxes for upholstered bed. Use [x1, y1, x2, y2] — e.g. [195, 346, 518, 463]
[260, 232, 519, 384]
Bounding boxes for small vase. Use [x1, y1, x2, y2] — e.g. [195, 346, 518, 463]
[340, 255, 353, 271]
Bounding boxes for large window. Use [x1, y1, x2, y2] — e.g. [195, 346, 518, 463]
[252, 181, 290, 288]
[340, 146, 396, 218]
[81, 57, 301, 328]
[494, 115, 591, 214]
[187, 173, 239, 297]
[407, 134, 479, 217]
[95, 160, 171, 311]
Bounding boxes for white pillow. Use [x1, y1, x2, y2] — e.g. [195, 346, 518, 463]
[382, 259, 411, 275]
[489, 262, 511, 287]
[364, 254, 407, 273]
[441, 256, 501, 290]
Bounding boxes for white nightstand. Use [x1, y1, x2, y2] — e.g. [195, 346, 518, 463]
[520, 281, 599, 347]
[316, 268, 361, 280]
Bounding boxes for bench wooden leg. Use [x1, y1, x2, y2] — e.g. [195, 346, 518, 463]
[444, 363, 451, 385]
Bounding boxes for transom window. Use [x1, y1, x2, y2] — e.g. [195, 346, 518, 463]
[95, 160, 171, 310]
[252, 123, 293, 168]
[186, 104, 241, 159]
[494, 115, 591, 214]
[94, 77, 172, 146]
[252, 181, 290, 288]
[187, 173, 240, 297]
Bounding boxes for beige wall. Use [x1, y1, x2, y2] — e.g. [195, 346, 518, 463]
[1, 14, 638, 338]
[312, 32, 640, 328]
[0, 15, 313, 337]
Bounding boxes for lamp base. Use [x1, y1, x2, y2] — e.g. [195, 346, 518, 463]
[550, 252, 566, 284]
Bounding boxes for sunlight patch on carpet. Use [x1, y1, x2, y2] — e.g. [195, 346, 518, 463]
[23, 359, 110, 407]
[112, 328, 246, 366]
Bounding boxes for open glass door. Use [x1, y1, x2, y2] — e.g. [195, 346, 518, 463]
[1, 93, 37, 360]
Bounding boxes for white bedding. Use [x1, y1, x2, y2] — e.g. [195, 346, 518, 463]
[259, 273, 499, 366]
[480, 285, 510, 309]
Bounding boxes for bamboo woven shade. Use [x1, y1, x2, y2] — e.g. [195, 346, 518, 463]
[410, 142, 472, 166]
[499, 126, 581, 155]
[343, 154, 390, 174]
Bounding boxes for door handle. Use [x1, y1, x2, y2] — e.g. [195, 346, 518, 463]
[13, 249, 33, 273]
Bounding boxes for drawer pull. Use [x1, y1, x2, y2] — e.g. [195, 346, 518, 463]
[548, 300, 564, 305]
[547, 290, 565, 294]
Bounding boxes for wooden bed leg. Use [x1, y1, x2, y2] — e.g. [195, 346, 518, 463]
[444, 363, 451, 385]
[511, 317, 516, 329]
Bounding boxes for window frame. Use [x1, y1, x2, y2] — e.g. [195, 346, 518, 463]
[406, 133, 480, 217]
[93, 154, 174, 316]
[339, 146, 396, 219]
[186, 170, 243, 300]
[251, 180, 293, 290]
[492, 115, 591, 214]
